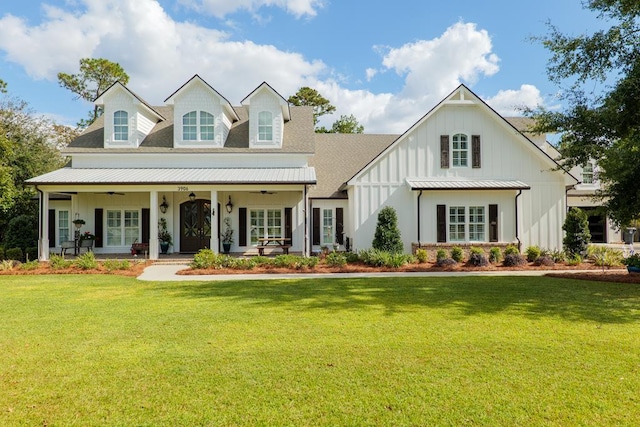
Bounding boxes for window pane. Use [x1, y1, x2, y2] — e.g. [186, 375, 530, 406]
[250, 210, 265, 245]
[200, 111, 214, 140]
[469, 206, 485, 241]
[58, 210, 69, 244]
[114, 110, 128, 141]
[183, 111, 197, 140]
[322, 209, 333, 245]
[258, 111, 273, 141]
[452, 133, 468, 167]
[124, 210, 139, 246]
[449, 206, 465, 241]
[106, 210, 121, 246]
[267, 209, 282, 238]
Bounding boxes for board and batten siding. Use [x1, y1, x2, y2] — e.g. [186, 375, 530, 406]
[350, 102, 570, 251]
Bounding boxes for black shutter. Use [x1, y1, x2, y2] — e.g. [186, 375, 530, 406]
[285, 207, 292, 240]
[472, 135, 481, 168]
[335, 207, 344, 244]
[440, 135, 449, 168]
[489, 204, 498, 242]
[312, 207, 320, 245]
[239, 208, 247, 246]
[48, 209, 56, 247]
[141, 208, 150, 244]
[94, 209, 103, 248]
[437, 204, 447, 243]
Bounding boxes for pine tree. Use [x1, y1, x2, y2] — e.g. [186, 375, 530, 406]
[372, 206, 404, 253]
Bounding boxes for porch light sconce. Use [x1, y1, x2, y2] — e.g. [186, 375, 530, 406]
[159, 195, 169, 214]
[189, 192, 196, 202]
[225, 196, 233, 214]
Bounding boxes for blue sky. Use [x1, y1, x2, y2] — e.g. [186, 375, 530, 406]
[0, 0, 602, 133]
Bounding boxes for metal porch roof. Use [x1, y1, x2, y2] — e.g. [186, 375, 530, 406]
[405, 178, 530, 191]
[27, 167, 316, 185]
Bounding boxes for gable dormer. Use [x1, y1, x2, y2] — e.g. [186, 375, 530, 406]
[241, 82, 291, 148]
[164, 75, 239, 148]
[95, 82, 164, 148]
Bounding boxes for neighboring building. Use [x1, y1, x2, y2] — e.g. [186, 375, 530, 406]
[29, 77, 615, 261]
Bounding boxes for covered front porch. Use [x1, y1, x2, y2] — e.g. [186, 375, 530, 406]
[27, 167, 316, 261]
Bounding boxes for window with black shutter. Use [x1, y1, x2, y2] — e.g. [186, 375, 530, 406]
[440, 135, 450, 168]
[312, 207, 320, 245]
[335, 207, 344, 244]
[489, 204, 498, 242]
[437, 204, 447, 242]
[238, 208, 247, 246]
[472, 135, 481, 168]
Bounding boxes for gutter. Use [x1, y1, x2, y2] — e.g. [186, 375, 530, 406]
[36, 186, 44, 260]
[417, 190, 423, 248]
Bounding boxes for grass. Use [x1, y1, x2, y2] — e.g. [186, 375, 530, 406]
[0, 275, 639, 426]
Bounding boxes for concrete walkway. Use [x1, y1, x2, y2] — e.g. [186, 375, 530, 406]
[137, 263, 599, 281]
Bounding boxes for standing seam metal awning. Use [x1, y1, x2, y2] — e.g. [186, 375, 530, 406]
[405, 178, 530, 190]
[26, 167, 317, 185]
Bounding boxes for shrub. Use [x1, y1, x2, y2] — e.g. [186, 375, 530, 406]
[489, 247, 502, 263]
[563, 207, 591, 256]
[74, 252, 98, 270]
[230, 258, 257, 270]
[274, 255, 301, 269]
[325, 252, 347, 267]
[525, 246, 542, 262]
[549, 249, 566, 263]
[503, 253, 526, 267]
[468, 247, 488, 267]
[587, 245, 623, 268]
[25, 247, 38, 262]
[534, 255, 555, 267]
[191, 249, 217, 269]
[345, 252, 360, 263]
[103, 259, 131, 272]
[566, 254, 583, 266]
[450, 247, 464, 263]
[303, 256, 319, 269]
[436, 249, 447, 261]
[415, 248, 428, 264]
[0, 259, 16, 271]
[372, 206, 403, 253]
[19, 260, 40, 271]
[0, 246, 4, 260]
[4, 214, 38, 254]
[5, 248, 23, 262]
[504, 245, 520, 256]
[622, 253, 640, 268]
[50, 254, 73, 270]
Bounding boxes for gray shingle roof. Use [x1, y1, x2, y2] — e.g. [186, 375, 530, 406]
[64, 105, 315, 154]
[308, 133, 398, 198]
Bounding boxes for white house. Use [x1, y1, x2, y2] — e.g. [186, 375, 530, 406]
[29, 77, 613, 261]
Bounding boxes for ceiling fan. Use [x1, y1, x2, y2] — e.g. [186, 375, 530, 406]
[94, 191, 126, 196]
[250, 190, 277, 195]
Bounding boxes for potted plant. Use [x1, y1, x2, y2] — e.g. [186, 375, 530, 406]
[72, 218, 85, 229]
[158, 218, 172, 254]
[623, 253, 640, 273]
[221, 217, 234, 254]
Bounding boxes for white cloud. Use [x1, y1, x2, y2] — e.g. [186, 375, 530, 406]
[365, 68, 378, 81]
[484, 84, 545, 116]
[178, 0, 324, 18]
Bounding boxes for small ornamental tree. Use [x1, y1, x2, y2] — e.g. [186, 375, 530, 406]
[563, 207, 591, 257]
[372, 206, 403, 253]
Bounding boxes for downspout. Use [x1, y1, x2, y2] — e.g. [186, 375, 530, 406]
[515, 189, 522, 251]
[305, 185, 309, 257]
[36, 186, 44, 260]
[417, 190, 423, 248]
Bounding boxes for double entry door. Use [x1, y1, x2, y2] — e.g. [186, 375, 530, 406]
[180, 199, 212, 253]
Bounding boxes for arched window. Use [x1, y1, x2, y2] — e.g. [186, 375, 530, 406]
[452, 133, 468, 167]
[183, 111, 214, 141]
[258, 111, 273, 142]
[114, 110, 128, 141]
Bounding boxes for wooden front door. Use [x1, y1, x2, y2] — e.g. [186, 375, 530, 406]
[180, 199, 211, 253]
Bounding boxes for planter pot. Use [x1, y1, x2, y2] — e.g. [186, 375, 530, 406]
[222, 243, 231, 254]
[160, 242, 170, 254]
[627, 266, 640, 274]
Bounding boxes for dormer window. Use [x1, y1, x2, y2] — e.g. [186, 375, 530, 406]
[582, 161, 594, 184]
[114, 110, 128, 141]
[452, 133, 468, 167]
[183, 111, 215, 141]
[258, 111, 273, 142]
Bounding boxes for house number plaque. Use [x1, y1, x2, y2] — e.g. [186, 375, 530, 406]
[177, 186, 189, 191]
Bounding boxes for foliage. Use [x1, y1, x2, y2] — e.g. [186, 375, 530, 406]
[19, 260, 40, 271]
[450, 247, 464, 263]
[5, 248, 23, 262]
[534, 255, 555, 267]
[468, 247, 489, 267]
[503, 254, 526, 267]
[525, 246, 542, 262]
[158, 218, 172, 245]
[58, 58, 129, 127]
[587, 245, 623, 269]
[548, 249, 566, 263]
[435, 248, 447, 261]
[325, 251, 347, 267]
[103, 259, 131, 272]
[526, 2, 640, 226]
[489, 247, 502, 263]
[622, 253, 640, 268]
[563, 207, 591, 256]
[3, 214, 38, 253]
[220, 217, 233, 244]
[329, 114, 364, 134]
[504, 245, 520, 256]
[49, 254, 73, 270]
[73, 252, 98, 270]
[0, 78, 6, 93]
[345, 252, 360, 263]
[566, 253, 583, 266]
[287, 86, 336, 128]
[415, 248, 428, 263]
[0, 259, 16, 271]
[371, 206, 403, 253]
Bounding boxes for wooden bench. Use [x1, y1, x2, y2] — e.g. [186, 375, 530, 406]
[257, 245, 291, 256]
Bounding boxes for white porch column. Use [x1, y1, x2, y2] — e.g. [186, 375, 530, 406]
[149, 191, 159, 260]
[40, 190, 50, 261]
[210, 190, 219, 253]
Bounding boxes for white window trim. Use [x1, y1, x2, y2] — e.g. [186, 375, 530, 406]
[113, 110, 129, 142]
[451, 133, 469, 168]
[58, 210, 70, 245]
[322, 208, 334, 245]
[249, 208, 283, 246]
[447, 205, 487, 243]
[257, 111, 274, 143]
[105, 209, 140, 247]
[182, 110, 216, 142]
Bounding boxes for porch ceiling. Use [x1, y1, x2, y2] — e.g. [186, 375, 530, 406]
[27, 167, 317, 185]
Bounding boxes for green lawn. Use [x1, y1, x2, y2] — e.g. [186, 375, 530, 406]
[1, 275, 639, 426]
